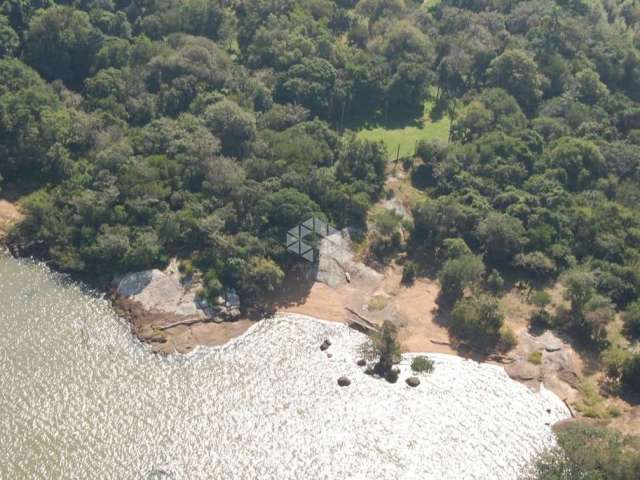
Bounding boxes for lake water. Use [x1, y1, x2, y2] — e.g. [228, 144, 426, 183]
[0, 255, 569, 479]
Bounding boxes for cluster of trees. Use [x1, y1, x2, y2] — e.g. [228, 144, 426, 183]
[2, 0, 433, 304]
[404, 0, 640, 390]
[527, 422, 640, 480]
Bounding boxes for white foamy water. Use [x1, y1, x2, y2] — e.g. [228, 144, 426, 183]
[0, 256, 569, 479]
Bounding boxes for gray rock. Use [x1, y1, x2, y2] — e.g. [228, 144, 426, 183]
[320, 339, 332, 351]
[406, 377, 420, 387]
[356, 359, 367, 367]
[337, 376, 351, 387]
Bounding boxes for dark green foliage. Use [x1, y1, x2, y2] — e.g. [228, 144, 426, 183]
[451, 294, 506, 352]
[621, 354, 640, 394]
[411, 355, 434, 374]
[527, 423, 640, 480]
[401, 261, 417, 286]
[622, 302, 640, 340]
[438, 255, 484, 304]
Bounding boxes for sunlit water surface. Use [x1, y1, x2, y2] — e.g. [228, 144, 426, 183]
[0, 256, 569, 479]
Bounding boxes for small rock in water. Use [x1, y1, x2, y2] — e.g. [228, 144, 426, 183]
[337, 376, 351, 387]
[326, 353, 333, 358]
[364, 366, 374, 376]
[320, 339, 331, 351]
[356, 358, 367, 367]
[406, 377, 420, 387]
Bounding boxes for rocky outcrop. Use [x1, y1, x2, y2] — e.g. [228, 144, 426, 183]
[316, 231, 382, 289]
[337, 376, 351, 387]
[114, 258, 241, 323]
[406, 377, 420, 387]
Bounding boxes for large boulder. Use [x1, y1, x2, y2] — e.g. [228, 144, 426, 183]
[406, 377, 420, 387]
[337, 376, 351, 387]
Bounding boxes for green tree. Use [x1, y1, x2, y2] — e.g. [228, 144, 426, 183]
[622, 301, 640, 340]
[527, 422, 640, 480]
[359, 320, 403, 379]
[438, 254, 484, 303]
[23, 6, 103, 87]
[451, 293, 505, 351]
[476, 213, 527, 266]
[488, 49, 543, 114]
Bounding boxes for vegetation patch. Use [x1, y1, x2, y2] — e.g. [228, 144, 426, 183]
[411, 356, 434, 374]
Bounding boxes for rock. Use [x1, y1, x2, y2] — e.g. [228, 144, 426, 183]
[320, 339, 332, 351]
[326, 353, 333, 358]
[364, 366, 374, 376]
[545, 345, 561, 352]
[356, 358, 367, 367]
[406, 377, 420, 387]
[505, 362, 539, 382]
[337, 376, 351, 387]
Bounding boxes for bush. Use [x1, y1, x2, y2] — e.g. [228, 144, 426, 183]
[621, 354, 640, 394]
[622, 301, 640, 340]
[529, 309, 552, 329]
[486, 269, 504, 293]
[411, 356, 434, 374]
[498, 326, 518, 352]
[401, 261, 417, 285]
[528, 351, 542, 365]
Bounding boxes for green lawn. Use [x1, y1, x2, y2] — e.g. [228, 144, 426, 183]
[356, 101, 451, 160]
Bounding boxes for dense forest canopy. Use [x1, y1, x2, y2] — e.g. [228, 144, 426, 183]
[1, 0, 640, 324]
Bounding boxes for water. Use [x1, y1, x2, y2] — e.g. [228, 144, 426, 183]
[0, 256, 569, 479]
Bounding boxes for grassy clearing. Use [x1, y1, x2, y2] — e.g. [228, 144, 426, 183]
[357, 100, 451, 160]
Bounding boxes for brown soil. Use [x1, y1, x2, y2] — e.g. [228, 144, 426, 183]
[0, 199, 23, 241]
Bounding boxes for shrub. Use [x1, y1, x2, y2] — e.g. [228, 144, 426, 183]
[621, 354, 640, 394]
[498, 326, 518, 352]
[528, 351, 542, 365]
[530, 309, 552, 329]
[411, 356, 434, 374]
[401, 261, 417, 285]
[486, 269, 504, 293]
[530, 290, 551, 309]
[622, 301, 640, 340]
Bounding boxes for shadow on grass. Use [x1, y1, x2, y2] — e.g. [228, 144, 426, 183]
[343, 102, 425, 132]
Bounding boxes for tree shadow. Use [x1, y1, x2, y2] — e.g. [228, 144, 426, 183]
[343, 102, 425, 132]
[266, 261, 318, 311]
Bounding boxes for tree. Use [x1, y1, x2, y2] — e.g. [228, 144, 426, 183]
[0, 15, 19, 58]
[359, 320, 403, 380]
[621, 354, 640, 394]
[622, 301, 640, 340]
[487, 50, 543, 114]
[237, 257, 284, 302]
[23, 6, 103, 87]
[336, 138, 386, 198]
[526, 422, 640, 480]
[203, 99, 256, 157]
[576, 69, 609, 105]
[438, 254, 485, 304]
[563, 270, 596, 318]
[476, 213, 527, 266]
[546, 138, 606, 191]
[451, 294, 505, 351]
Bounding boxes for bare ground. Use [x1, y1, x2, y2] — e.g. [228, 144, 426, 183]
[0, 199, 22, 241]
